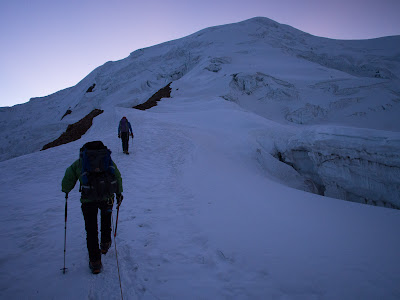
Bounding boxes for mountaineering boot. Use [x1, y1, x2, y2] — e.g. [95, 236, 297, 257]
[101, 241, 112, 254]
[89, 259, 102, 274]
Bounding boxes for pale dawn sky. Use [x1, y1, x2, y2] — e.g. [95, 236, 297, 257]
[1, 0, 399, 107]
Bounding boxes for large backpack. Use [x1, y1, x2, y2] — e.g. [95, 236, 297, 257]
[79, 141, 118, 201]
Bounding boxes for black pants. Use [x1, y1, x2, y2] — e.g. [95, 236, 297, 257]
[81, 202, 112, 262]
[121, 132, 130, 152]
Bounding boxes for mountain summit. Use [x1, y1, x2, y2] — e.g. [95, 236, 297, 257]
[1, 17, 400, 299]
[1, 16, 399, 207]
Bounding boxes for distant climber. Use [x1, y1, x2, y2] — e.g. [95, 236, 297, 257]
[61, 141, 124, 274]
[118, 117, 134, 154]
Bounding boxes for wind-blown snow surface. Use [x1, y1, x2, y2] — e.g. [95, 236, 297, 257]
[1, 100, 400, 299]
[1, 17, 400, 299]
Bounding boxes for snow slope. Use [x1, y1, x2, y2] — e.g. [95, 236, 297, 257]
[1, 17, 400, 299]
[1, 98, 400, 299]
[1, 17, 399, 162]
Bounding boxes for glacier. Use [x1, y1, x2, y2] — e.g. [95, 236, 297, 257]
[1, 17, 400, 299]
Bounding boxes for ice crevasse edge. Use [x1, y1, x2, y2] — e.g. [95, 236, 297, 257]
[256, 126, 400, 208]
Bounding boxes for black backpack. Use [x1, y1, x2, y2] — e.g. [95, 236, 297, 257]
[79, 141, 118, 201]
[120, 118, 129, 132]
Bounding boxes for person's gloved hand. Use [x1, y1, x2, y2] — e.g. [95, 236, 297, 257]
[116, 194, 123, 207]
[130, 133, 134, 138]
[118, 134, 121, 138]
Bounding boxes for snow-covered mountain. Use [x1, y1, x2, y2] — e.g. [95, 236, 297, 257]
[1, 17, 400, 299]
[1, 17, 399, 207]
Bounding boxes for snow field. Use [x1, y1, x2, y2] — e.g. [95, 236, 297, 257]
[4, 96, 400, 299]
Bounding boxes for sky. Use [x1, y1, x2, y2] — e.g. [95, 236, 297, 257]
[1, 0, 399, 107]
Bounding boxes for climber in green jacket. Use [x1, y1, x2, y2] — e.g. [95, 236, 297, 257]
[61, 155, 123, 203]
[61, 141, 123, 274]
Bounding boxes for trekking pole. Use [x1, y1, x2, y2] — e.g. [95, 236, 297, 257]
[114, 205, 120, 237]
[61, 193, 68, 274]
[112, 209, 124, 300]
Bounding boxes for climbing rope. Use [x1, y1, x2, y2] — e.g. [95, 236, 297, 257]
[112, 211, 124, 300]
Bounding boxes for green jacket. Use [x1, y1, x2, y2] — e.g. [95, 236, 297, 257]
[61, 159, 123, 203]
